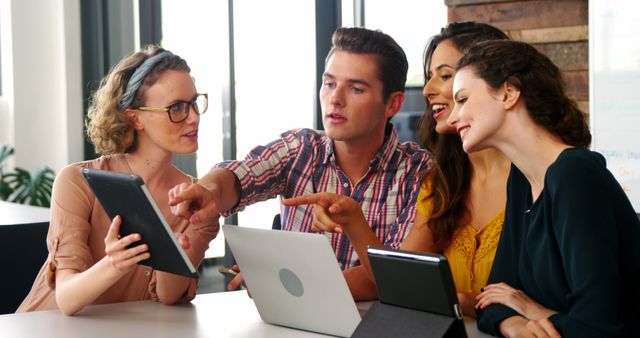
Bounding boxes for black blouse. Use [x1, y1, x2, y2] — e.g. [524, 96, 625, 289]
[477, 148, 640, 337]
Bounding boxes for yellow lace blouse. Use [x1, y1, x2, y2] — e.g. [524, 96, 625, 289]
[416, 184, 504, 294]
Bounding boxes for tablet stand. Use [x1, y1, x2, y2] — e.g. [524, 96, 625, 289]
[352, 302, 467, 338]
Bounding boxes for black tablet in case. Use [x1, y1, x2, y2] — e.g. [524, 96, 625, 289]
[368, 247, 462, 318]
[82, 168, 198, 278]
[352, 247, 466, 338]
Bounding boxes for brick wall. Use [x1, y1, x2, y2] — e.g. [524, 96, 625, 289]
[445, 0, 589, 114]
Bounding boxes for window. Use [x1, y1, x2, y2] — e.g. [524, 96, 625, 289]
[232, 0, 316, 230]
[162, 0, 227, 257]
[364, 1, 447, 87]
[0, 7, 3, 96]
[363, 1, 447, 142]
[162, 1, 316, 257]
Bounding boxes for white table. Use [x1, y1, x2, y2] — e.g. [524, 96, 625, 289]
[0, 290, 493, 337]
[0, 200, 50, 225]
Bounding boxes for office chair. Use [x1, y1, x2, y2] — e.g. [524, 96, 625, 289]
[272, 214, 281, 230]
[0, 221, 49, 314]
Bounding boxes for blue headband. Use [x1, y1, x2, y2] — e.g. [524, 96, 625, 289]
[119, 51, 173, 110]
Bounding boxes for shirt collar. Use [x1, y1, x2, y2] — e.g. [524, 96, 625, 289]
[323, 123, 400, 171]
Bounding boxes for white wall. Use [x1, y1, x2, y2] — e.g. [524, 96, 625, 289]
[0, 0, 15, 151]
[0, 0, 83, 173]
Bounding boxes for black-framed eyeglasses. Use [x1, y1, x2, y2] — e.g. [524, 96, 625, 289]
[135, 93, 208, 123]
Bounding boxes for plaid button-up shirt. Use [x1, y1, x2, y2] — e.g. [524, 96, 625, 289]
[217, 125, 432, 269]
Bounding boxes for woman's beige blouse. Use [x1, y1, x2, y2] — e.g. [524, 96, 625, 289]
[17, 154, 217, 312]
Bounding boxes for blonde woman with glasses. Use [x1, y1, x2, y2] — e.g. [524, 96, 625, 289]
[17, 45, 218, 315]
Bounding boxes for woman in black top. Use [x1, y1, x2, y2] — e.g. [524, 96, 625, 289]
[448, 40, 640, 337]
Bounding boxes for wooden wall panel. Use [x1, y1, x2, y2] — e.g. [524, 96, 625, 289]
[563, 70, 589, 102]
[447, 0, 588, 31]
[446, 0, 512, 5]
[507, 25, 588, 44]
[444, 0, 589, 115]
[533, 42, 588, 71]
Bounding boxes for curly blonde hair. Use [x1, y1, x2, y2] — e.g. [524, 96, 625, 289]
[86, 45, 190, 154]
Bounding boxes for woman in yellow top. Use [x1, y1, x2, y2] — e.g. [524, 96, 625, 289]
[284, 22, 509, 317]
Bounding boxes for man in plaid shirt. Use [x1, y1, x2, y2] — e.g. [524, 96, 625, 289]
[170, 27, 433, 299]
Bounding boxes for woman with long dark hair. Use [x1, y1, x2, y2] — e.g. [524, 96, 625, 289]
[407, 22, 511, 316]
[449, 40, 640, 337]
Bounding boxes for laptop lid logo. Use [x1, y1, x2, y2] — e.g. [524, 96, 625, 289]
[279, 268, 304, 297]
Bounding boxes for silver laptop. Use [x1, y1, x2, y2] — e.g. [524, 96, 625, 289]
[222, 225, 362, 337]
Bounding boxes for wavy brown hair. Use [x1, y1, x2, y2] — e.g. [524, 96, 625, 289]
[457, 40, 591, 148]
[86, 45, 190, 154]
[416, 22, 509, 251]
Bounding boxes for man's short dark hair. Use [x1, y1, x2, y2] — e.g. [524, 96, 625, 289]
[326, 27, 408, 102]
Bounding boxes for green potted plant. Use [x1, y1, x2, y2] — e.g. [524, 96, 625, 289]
[0, 145, 55, 207]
